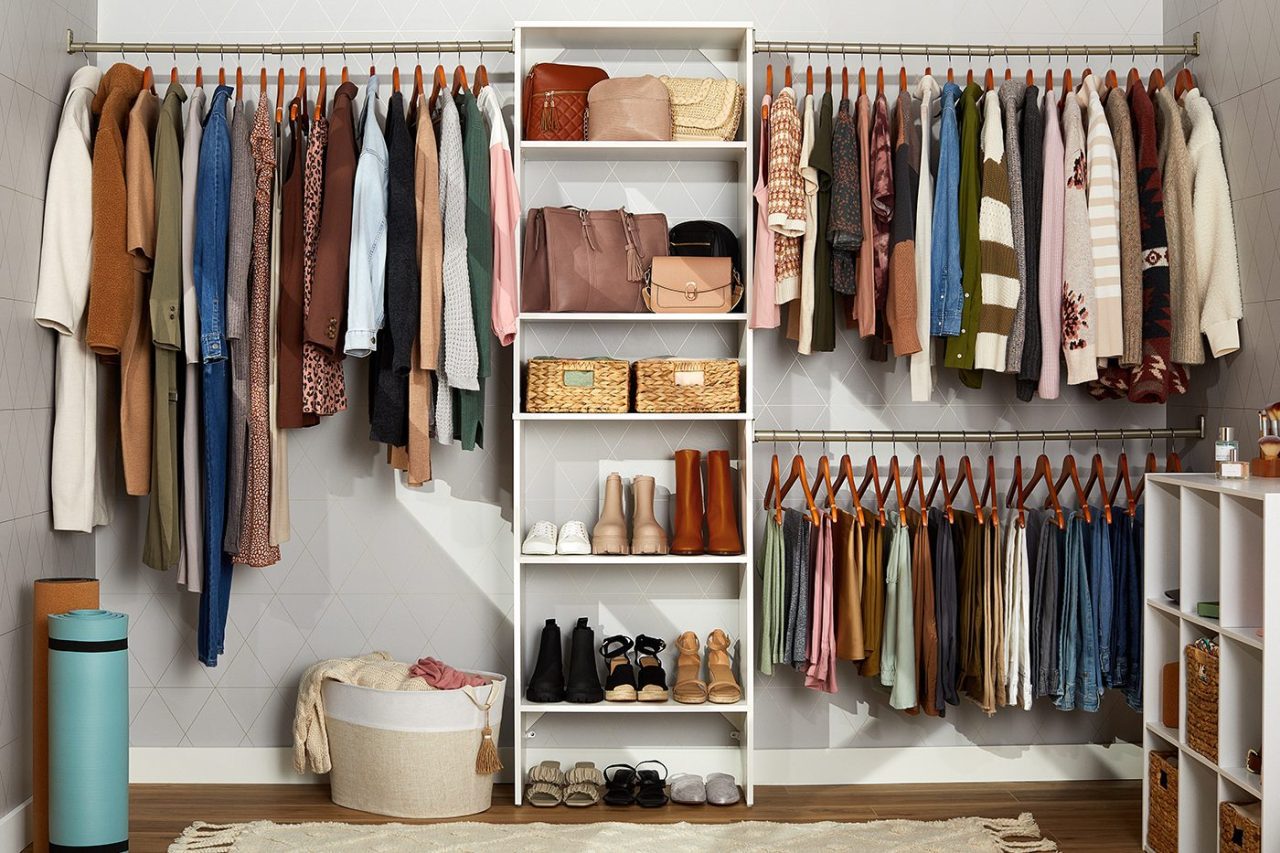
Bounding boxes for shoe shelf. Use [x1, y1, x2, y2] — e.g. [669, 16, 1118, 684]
[1141, 474, 1280, 851]
[511, 21, 756, 807]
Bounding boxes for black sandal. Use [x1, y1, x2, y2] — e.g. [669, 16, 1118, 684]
[603, 763, 637, 806]
[600, 635, 638, 702]
[634, 759, 669, 807]
[634, 634, 670, 702]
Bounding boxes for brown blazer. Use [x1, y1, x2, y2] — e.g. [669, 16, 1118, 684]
[86, 64, 145, 355]
[277, 99, 316, 428]
[307, 82, 358, 356]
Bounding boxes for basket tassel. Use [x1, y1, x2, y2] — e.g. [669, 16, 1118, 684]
[476, 719, 502, 775]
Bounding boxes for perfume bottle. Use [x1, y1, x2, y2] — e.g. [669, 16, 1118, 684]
[1216, 427, 1248, 479]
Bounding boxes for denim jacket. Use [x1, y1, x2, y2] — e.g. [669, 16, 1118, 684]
[194, 84, 233, 362]
[929, 82, 962, 336]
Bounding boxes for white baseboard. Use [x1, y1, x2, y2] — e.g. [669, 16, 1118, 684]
[132, 743, 1140, 786]
[0, 799, 29, 853]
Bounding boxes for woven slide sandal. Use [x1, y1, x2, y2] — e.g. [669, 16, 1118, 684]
[526, 760, 565, 807]
[563, 761, 606, 807]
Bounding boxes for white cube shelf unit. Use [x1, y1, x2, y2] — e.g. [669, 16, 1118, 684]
[1142, 474, 1280, 850]
[510, 22, 756, 806]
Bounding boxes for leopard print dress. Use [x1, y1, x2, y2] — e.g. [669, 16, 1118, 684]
[301, 114, 347, 415]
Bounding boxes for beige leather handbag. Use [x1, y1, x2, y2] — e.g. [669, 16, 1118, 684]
[643, 257, 743, 313]
[587, 75, 672, 141]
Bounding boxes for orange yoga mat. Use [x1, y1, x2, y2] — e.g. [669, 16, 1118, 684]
[33, 577, 98, 853]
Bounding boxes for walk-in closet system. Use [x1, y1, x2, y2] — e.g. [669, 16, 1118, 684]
[64, 23, 1212, 812]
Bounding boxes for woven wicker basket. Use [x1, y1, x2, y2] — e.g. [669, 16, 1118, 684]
[525, 358, 629, 413]
[1146, 751, 1178, 853]
[1220, 801, 1262, 853]
[1185, 642, 1219, 763]
[633, 358, 740, 413]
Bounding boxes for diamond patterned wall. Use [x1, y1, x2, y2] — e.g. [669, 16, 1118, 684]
[1165, 0, 1280, 468]
[1, 0, 100, 820]
[92, 1, 1175, 754]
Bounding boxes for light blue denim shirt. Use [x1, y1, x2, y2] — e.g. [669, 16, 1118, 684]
[194, 84, 233, 362]
[929, 81, 963, 336]
[344, 75, 389, 357]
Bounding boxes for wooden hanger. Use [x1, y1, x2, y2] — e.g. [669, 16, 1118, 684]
[898, 65, 908, 91]
[925, 455, 954, 523]
[1062, 68, 1073, 100]
[170, 66, 178, 86]
[779, 453, 821, 526]
[1167, 449, 1183, 472]
[948, 453, 984, 525]
[858, 66, 867, 96]
[811, 455, 838, 522]
[829, 450, 866, 527]
[1026, 68, 1034, 85]
[1004, 67, 1012, 81]
[1133, 448, 1160, 503]
[885, 455, 909, 526]
[296, 66, 307, 104]
[1005, 452, 1028, 529]
[904, 455, 930, 514]
[472, 59, 489, 96]
[983, 67, 994, 90]
[858, 454, 888, 525]
[195, 66, 203, 89]
[275, 69, 285, 123]
[142, 64, 154, 94]
[1022, 453, 1066, 529]
[876, 65, 884, 93]
[1175, 67, 1196, 98]
[763, 452, 783, 524]
[429, 62, 447, 113]
[841, 66, 849, 99]
[341, 64, 349, 84]
[966, 67, 974, 86]
[1081, 452, 1113, 524]
[1106, 66, 1119, 90]
[451, 63, 468, 97]
[980, 455, 1000, 525]
[314, 68, 327, 121]
[1109, 451, 1139, 517]
[413, 64, 424, 105]
[1127, 66, 1142, 88]
[946, 64, 955, 83]
[1052, 454, 1093, 524]
[805, 61, 813, 96]
[392, 65, 401, 94]
[1149, 67, 1166, 92]
[825, 64, 833, 92]
[784, 62, 792, 89]
[1045, 68, 1053, 94]
[219, 66, 226, 87]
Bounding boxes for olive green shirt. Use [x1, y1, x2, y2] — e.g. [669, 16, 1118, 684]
[944, 83, 985, 389]
[143, 81, 186, 571]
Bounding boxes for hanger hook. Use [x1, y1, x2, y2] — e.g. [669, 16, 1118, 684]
[143, 43, 150, 65]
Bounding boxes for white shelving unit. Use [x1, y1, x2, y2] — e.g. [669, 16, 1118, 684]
[510, 22, 756, 806]
[1142, 473, 1280, 850]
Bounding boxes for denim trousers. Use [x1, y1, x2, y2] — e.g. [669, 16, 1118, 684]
[1087, 506, 1115, 688]
[1032, 514, 1061, 698]
[1056, 513, 1100, 712]
[1110, 507, 1144, 710]
[197, 359, 232, 665]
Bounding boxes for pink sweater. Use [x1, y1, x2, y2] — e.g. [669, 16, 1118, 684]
[1037, 93, 1065, 399]
[750, 95, 780, 329]
[478, 87, 519, 346]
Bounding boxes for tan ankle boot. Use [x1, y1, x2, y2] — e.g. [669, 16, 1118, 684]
[671, 450, 705, 555]
[630, 475, 668, 555]
[705, 629, 742, 704]
[673, 631, 708, 704]
[705, 450, 743, 556]
[592, 472, 629, 555]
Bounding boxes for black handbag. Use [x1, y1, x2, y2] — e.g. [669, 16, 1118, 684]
[668, 220, 741, 279]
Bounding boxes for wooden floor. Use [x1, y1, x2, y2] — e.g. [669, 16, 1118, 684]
[119, 780, 1141, 852]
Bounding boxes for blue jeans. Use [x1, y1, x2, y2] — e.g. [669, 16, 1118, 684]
[1087, 507, 1114, 689]
[194, 85, 234, 666]
[1056, 513, 1100, 711]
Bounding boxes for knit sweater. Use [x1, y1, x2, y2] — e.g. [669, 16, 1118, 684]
[768, 87, 805, 301]
[85, 64, 144, 356]
[1037, 90, 1065, 399]
[1154, 86, 1200, 366]
[912, 75, 939, 402]
[1080, 75, 1123, 360]
[1104, 86, 1144, 367]
[1017, 85, 1044, 401]
[433, 96, 476, 443]
[750, 95, 780, 328]
[1181, 88, 1243, 357]
[973, 90, 1019, 372]
[1060, 94, 1098, 385]
[887, 89, 921, 358]
[999, 80, 1028, 374]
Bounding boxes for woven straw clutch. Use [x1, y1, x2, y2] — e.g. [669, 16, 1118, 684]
[659, 76, 745, 141]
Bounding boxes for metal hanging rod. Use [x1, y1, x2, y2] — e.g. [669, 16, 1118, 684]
[753, 417, 1206, 445]
[754, 32, 1199, 59]
[65, 29, 513, 57]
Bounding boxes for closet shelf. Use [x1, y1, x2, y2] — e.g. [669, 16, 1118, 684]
[1144, 721, 1178, 747]
[518, 701, 749, 714]
[520, 312, 748, 323]
[1179, 740, 1220, 773]
[1219, 624, 1264, 650]
[515, 412, 749, 422]
[1221, 765, 1264, 798]
[521, 554, 749, 566]
[520, 140, 748, 162]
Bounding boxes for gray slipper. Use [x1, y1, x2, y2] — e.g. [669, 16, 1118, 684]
[668, 773, 707, 805]
[705, 772, 740, 805]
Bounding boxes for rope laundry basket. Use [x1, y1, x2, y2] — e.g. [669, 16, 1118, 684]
[322, 672, 505, 818]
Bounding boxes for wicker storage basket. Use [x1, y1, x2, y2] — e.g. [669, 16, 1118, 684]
[1220, 801, 1262, 853]
[526, 358, 629, 413]
[633, 358, 741, 413]
[1147, 751, 1179, 853]
[1185, 641, 1219, 763]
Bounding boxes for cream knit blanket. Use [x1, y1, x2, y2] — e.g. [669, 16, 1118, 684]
[292, 652, 432, 774]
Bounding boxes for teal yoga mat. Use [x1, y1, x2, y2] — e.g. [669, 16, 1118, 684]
[48, 609, 128, 852]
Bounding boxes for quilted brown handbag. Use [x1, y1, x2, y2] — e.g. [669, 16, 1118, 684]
[523, 63, 610, 141]
[587, 76, 672, 141]
[521, 207, 669, 313]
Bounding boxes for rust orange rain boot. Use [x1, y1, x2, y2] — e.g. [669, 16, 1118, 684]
[705, 450, 743, 556]
[670, 450, 705, 556]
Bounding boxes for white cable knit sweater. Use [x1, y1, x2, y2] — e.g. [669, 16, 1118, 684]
[1180, 88, 1244, 358]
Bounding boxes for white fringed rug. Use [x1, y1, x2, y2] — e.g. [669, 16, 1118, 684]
[170, 813, 1057, 852]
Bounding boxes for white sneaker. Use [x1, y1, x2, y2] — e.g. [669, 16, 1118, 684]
[522, 521, 558, 555]
[556, 521, 592, 555]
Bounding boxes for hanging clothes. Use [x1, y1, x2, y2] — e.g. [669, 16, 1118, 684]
[1016, 84, 1044, 401]
[1037, 90, 1066, 399]
[955, 510, 983, 704]
[943, 83, 984, 388]
[1105, 84, 1144, 368]
[1003, 512, 1033, 709]
[985, 514, 1006, 712]
[1087, 505, 1115, 690]
[811, 91, 836, 352]
[827, 94, 861, 299]
[298, 107, 331, 429]
[455, 87, 492, 452]
[750, 93, 780, 329]
[795, 92, 818, 350]
[930, 81, 963, 338]
[909, 508, 938, 716]
[34, 66, 108, 533]
[268, 91, 289, 547]
[477, 85, 519, 348]
[852, 89, 875, 334]
[768, 86, 804, 306]
[999, 80, 1028, 375]
[781, 507, 812, 669]
[881, 513, 916, 710]
[278, 98, 316, 431]
[759, 511, 786, 675]
[929, 507, 960, 712]
[833, 506, 866, 662]
[432, 94, 475, 444]
[886, 88, 920, 359]
[1062, 88, 1100, 386]
[973, 89, 1017, 373]
[224, 98, 254, 557]
[805, 514, 837, 693]
[858, 515, 886, 679]
[1031, 512, 1063, 698]
[345, 75, 389, 359]
[1080, 75, 1123, 362]
[1056, 512, 1100, 712]
[867, 90, 893, 359]
[911, 75, 939, 402]
[178, 85, 206, 589]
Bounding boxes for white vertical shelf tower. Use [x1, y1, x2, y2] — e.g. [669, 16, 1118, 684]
[510, 22, 756, 806]
[1142, 473, 1280, 850]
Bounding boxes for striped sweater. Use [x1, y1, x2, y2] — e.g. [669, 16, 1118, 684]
[1080, 75, 1123, 360]
[1060, 94, 1099, 385]
[973, 90, 1020, 372]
